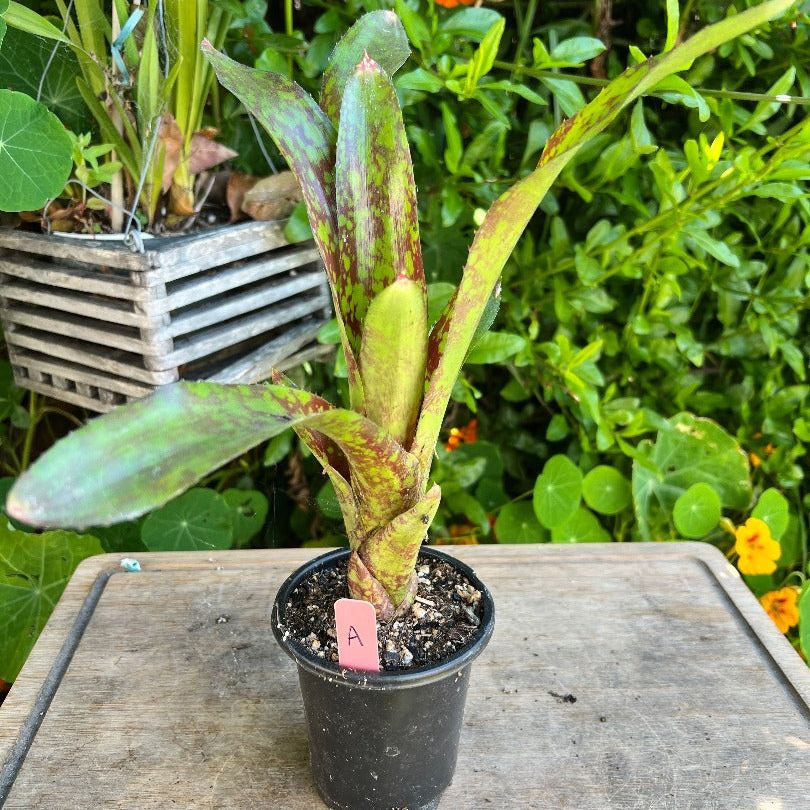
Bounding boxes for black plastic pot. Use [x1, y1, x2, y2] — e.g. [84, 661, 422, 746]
[272, 546, 495, 810]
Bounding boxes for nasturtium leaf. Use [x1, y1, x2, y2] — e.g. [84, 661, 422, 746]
[223, 489, 269, 547]
[91, 521, 147, 554]
[141, 488, 234, 552]
[672, 482, 722, 539]
[533, 455, 583, 529]
[316, 480, 343, 521]
[582, 466, 632, 515]
[0, 28, 91, 134]
[752, 487, 789, 540]
[475, 478, 509, 512]
[495, 501, 547, 543]
[632, 413, 752, 541]
[551, 507, 610, 543]
[0, 89, 72, 212]
[450, 440, 503, 482]
[744, 574, 776, 599]
[0, 523, 102, 681]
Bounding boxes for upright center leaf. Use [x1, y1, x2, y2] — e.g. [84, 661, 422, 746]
[336, 54, 426, 356]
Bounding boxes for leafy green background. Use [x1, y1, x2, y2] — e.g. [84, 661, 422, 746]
[0, 0, 808, 682]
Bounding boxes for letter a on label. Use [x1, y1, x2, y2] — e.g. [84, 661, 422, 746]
[335, 598, 379, 672]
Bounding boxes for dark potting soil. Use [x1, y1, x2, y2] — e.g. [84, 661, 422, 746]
[280, 554, 483, 672]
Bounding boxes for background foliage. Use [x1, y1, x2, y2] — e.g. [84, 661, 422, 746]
[0, 0, 808, 684]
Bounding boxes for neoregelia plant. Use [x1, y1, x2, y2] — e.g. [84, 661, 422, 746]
[6, 2, 795, 619]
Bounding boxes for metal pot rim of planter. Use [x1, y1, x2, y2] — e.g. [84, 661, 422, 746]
[0, 219, 333, 412]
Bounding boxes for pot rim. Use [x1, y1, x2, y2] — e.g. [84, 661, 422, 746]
[272, 546, 494, 690]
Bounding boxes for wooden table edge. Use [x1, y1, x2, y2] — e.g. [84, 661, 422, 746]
[2, 541, 808, 803]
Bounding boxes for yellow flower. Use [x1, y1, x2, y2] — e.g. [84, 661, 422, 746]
[759, 587, 799, 634]
[734, 517, 780, 575]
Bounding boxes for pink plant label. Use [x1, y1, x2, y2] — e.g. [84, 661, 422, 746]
[334, 598, 379, 672]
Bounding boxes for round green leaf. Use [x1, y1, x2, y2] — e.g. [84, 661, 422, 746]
[752, 487, 789, 540]
[316, 480, 343, 521]
[672, 483, 722, 539]
[0, 89, 72, 212]
[141, 488, 234, 551]
[0, 524, 102, 681]
[582, 466, 631, 515]
[0, 29, 92, 134]
[533, 455, 583, 529]
[495, 501, 548, 544]
[224, 488, 269, 547]
[551, 507, 610, 543]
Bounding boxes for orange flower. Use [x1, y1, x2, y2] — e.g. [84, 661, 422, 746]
[749, 451, 762, 469]
[734, 517, 780, 575]
[759, 587, 799, 634]
[436, 523, 479, 545]
[435, 0, 476, 7]
[444, 418, 478, 452]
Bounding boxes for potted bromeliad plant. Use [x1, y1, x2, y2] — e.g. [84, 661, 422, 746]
[7, 2, 795, 808]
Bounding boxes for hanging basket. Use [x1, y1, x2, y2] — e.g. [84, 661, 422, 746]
[0, 221, 332, 412]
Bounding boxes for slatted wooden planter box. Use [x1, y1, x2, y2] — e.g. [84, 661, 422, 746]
[0, 221, 332, 412]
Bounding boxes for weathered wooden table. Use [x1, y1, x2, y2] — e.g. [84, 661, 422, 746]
[1, 544, 808, 809]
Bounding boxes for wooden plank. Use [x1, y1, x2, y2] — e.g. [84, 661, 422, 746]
[0, 280, 152, 328]
[8, 377, 118, 412]
[3, 327, 179, 385]
[0, 255, 156, 301]
[161, 247, 321, 313]
[165, 290, 331, 367]
[207, 321, 326, 384]
[0, 230, 151, 271]
[8, 349, 154, 399]
[150, 220, 290, 275]
[0, 544, 807, 809]
[167, 271, 327, 338]
[0, 222, 292, 276]
[0, 306, 157, 355]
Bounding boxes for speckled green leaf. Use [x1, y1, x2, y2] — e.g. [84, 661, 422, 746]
[360, 484, 440, 608]
[320, 10, 410, 127]
[201, 43, 337, 278]
[336, 55, 425, 355]
[7, 381, 420, 531]
[203, 41, 366, 410]
[412, 0, 796, 471]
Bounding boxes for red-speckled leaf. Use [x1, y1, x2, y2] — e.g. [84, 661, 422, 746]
[7, 381, 419, 530]
[201, 42, 337, 279]
[336, 55, 425, 355]
[412, 0, 796, 472]
[320, 10, 411, 128]
[202, 41, 365, 410]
